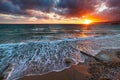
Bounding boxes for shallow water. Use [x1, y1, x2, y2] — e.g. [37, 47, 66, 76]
[0, 24, 120, 80]
[0, 24, 120, 44]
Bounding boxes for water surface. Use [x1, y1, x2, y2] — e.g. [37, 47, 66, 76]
[0, 24, 120, 80]
[0, 24, 120, 44]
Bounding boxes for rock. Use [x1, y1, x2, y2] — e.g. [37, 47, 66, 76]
[0, 74, 4, 80]
[98, 54, 110, 61]
[96, 49, 120, 63]
[64, 58, 75, 67]
[116, 51, 120, 58]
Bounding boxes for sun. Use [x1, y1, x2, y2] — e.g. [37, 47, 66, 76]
[83, 19, 93, 24]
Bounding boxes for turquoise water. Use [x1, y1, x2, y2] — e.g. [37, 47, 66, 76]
[0, 24, 120, 80]
[0, 24, 120, 44]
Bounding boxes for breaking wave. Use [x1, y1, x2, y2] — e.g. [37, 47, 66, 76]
[0, 34, 120, 80]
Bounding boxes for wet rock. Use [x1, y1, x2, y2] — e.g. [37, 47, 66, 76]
[116, 51, 120, 58]
[0, 75, 4, 80]
[64, 58, 75, 67]
[98, 54, 110, 62]
[96, 49, 120, 63]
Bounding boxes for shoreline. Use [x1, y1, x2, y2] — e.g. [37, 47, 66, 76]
[18, 49, 120, 80]
[1, 33, 120, 80]
[18, 65, 90, 80]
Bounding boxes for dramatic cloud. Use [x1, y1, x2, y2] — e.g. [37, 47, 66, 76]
[0, 0, 97, 18]
[0, 0, 21, 14]
[105, 0, 120, 21]
[0, 0, 120, 23]
[57, 0, 98, 17]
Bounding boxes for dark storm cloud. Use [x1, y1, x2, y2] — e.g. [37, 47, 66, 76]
[106, 0, 120, 7]
[0, 0, 21, 14]
[10, 0, 55, 12]
[0, 0, 55, 16]
[57, 0, 98, 17]
[104, 0, 120, 21]
[0, 0, 120, 21]
[0, 0, 98, 16]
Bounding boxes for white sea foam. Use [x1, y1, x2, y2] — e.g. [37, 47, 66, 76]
[0, 34, 120, 80]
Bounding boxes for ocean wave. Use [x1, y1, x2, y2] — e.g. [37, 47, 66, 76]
[0, 34, 120, 80]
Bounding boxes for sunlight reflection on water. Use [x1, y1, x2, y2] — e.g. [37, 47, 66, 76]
[0, 24, 119, 44]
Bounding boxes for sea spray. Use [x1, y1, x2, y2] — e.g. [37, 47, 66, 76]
[0, 34, 120, 80]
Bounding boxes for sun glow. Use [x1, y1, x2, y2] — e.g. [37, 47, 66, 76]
[83, 19, 93, 24]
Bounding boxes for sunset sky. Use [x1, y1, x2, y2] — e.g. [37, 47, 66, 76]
[0, 0, 120, 24]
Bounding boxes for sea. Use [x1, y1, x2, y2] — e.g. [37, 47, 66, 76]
[0, 23, 120, 80]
